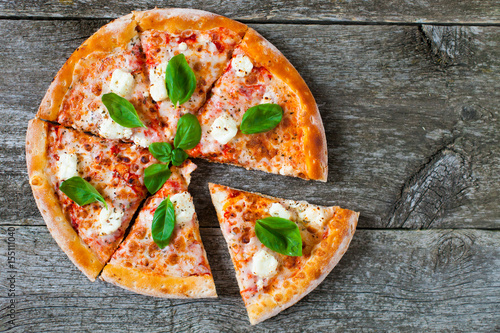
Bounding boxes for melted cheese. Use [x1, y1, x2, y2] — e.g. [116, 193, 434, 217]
[99, 114, 133, 140]
[251, 249, 279, 279]
[170, 192, 196, 226]
[109, 69, 135, 97]
[210, 113, 238, 144]
[149, 62, 168, 102]
[98, 205, 124, 235]
[268, 202, 293, 220]
[131, 131, 153, 148]
[232, 54, 253, 77]
[56, 152, 78, 180]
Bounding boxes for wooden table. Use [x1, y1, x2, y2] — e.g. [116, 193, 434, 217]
[1, 2, 499, 332]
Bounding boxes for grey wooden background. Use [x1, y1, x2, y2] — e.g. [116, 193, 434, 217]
[0, 1, 499, 332]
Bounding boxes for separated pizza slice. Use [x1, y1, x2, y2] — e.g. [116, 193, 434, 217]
[101, 161, 216, 298]
[26, 119, 158, 280]
[37, 14, 168, 148]
[190, 29, 328, 181]
[135, 8, 247, 141]
[209, 183, 358, 324]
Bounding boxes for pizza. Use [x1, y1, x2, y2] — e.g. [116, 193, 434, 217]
[101, 161, 216, 298]
[35, 8, 327, 181]
[209, 183, 359, 325]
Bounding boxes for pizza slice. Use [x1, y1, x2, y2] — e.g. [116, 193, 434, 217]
[26, 119, 158, 280]
[190, 29, 328, 181]
[135, 8, 247, 141]
[209, 183, 358, 324]
[101, 161, 216, 298]
[37, 14, 168, 148]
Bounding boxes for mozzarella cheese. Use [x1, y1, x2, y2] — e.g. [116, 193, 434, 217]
[231, 54, 253, 77]
[131, 132, 153, 148]
[261, 91, 276, 104]
[57, 152, 78, 180]
[149, 62, 168, 102]
[268, 202, 293, 220]
[99, 114, 133, 140]
[170, 192, 196, 226]
[99, 205, 124, 235]
[109, 69, 135, 97]
[297, 205, 328, 229]
[208, 42, 217, 53]
[210, 113, 238, 144]
[251, 249, 279, 279]
[178, 42, 188, 52]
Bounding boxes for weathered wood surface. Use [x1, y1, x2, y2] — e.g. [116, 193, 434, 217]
[1, 21, 499, 229]
[0, 226, 499, 332]
[1, 1, 500, 24]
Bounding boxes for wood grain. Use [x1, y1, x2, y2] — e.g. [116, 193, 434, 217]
[0, 225, 498, 331]
[0, 1, 499, 24]
[0, 20, 498, 229]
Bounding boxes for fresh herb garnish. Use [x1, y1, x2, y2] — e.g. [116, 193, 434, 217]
[240, 103, 283, 134]
[255, 217, 302, 256]
[101, 93, 146, 128]
[166, 54, 197, 106]
[144, 164, 172, 195]
[59, 176, 107, 209]
[148, 142, 173, 163]
[171, 148, 189, 166]
[151, 197, 176, 249]
[173, 113, 202, 150]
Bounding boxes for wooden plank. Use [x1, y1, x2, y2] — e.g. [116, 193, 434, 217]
[0, 21, 499, 229]
[0, 1, 499, 24]
[0, 226, 498, 331]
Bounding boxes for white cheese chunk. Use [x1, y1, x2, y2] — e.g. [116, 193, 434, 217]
[269, 202, 293, 220]
[208, 42, 217, 53]
[210, 113, 238, 144]
[252, 249, 279, 279]
[261, 91, 276, 104]
[231, 54, 253, 77]
[109, 69, 135, 97]
[298, 205, 328, 229]
[99, 115, 133, 140]
[149, 62, 168, 102]
[57, 152, 78, 180]
[170, 192, 196, 226]
[99, 205, 124, 235]
[131, 132, 153, 148]
[178, 42, 188, 51]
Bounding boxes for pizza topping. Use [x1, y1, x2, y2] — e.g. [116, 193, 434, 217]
[56, 152, 79, 180]
[148, 142, 173, 163]
[174, 113, 202, 150]
[210, 113, 238, 144]
[151, 197, 176, 249]
[240, 104, 283, 134]
[131, 132, 154, 148]
[165, 54, 197, 106]
[109, 69, 135, 97]
[170, 192, 196, 226]
[59, 176, 108, 209]
[101, 93, 146, 128]
[251, 249, 279, 279]
[149, 62, 168, 102]
[98, 111, 133, 140]
[171, 148, 189, 166]
[296, 204, 329, 229]
[231, 54, 253, 77]
[255, 217, 302, 256]
[268, 202, 293, 220]
[98, 205, 124, 235]
[178, 42, 188, 52]
[144, 164, 172, 194]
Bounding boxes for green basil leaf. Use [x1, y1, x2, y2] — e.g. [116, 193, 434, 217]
[171, 148, 189, 166]
[255, 217, 302, 256]
[173, 113, 201, 150]
[165, 54, 197, 106]
[59, 176, 107, 209]
[101, 92, 146, 128]
[240, 103, 283, 134]
[151, 197, 176, 249]
[148, 142, 173, 163]
[144, 164, 171, 194]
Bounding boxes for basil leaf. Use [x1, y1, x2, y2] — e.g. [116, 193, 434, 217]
[240, 103, 283, 134]
[173, 113, 201, 150]
[171, 148, 189, 166]
[144, 164, 171, 194]
[101, 93, 146, 128]
[255, 217, 302, 256]
[151, 197, 176, 249]
[166, 54, 197, 106]
[59, 176, 107, 209]
[148, 142, 173, 163]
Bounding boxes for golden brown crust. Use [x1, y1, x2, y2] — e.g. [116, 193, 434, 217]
[240, 29, 328, 182]
[37, 14, 138, 121]
[101, 264, 217, 298]
[208, 183, 358, 325]
[134, 8, 247, 37]
[26, 119, 104, 281]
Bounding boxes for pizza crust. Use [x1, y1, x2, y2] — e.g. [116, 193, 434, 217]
[101, 264, 217, 298]
[37, 14, 138, 121]
[240, 29, 328, 182]
[26, 119, 104, 281]
[134, 8, 247, 37]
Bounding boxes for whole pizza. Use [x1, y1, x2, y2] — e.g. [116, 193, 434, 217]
[26, 8, 358, 324]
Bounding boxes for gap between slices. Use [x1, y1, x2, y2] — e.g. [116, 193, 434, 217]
[208, 183, 358, 325]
